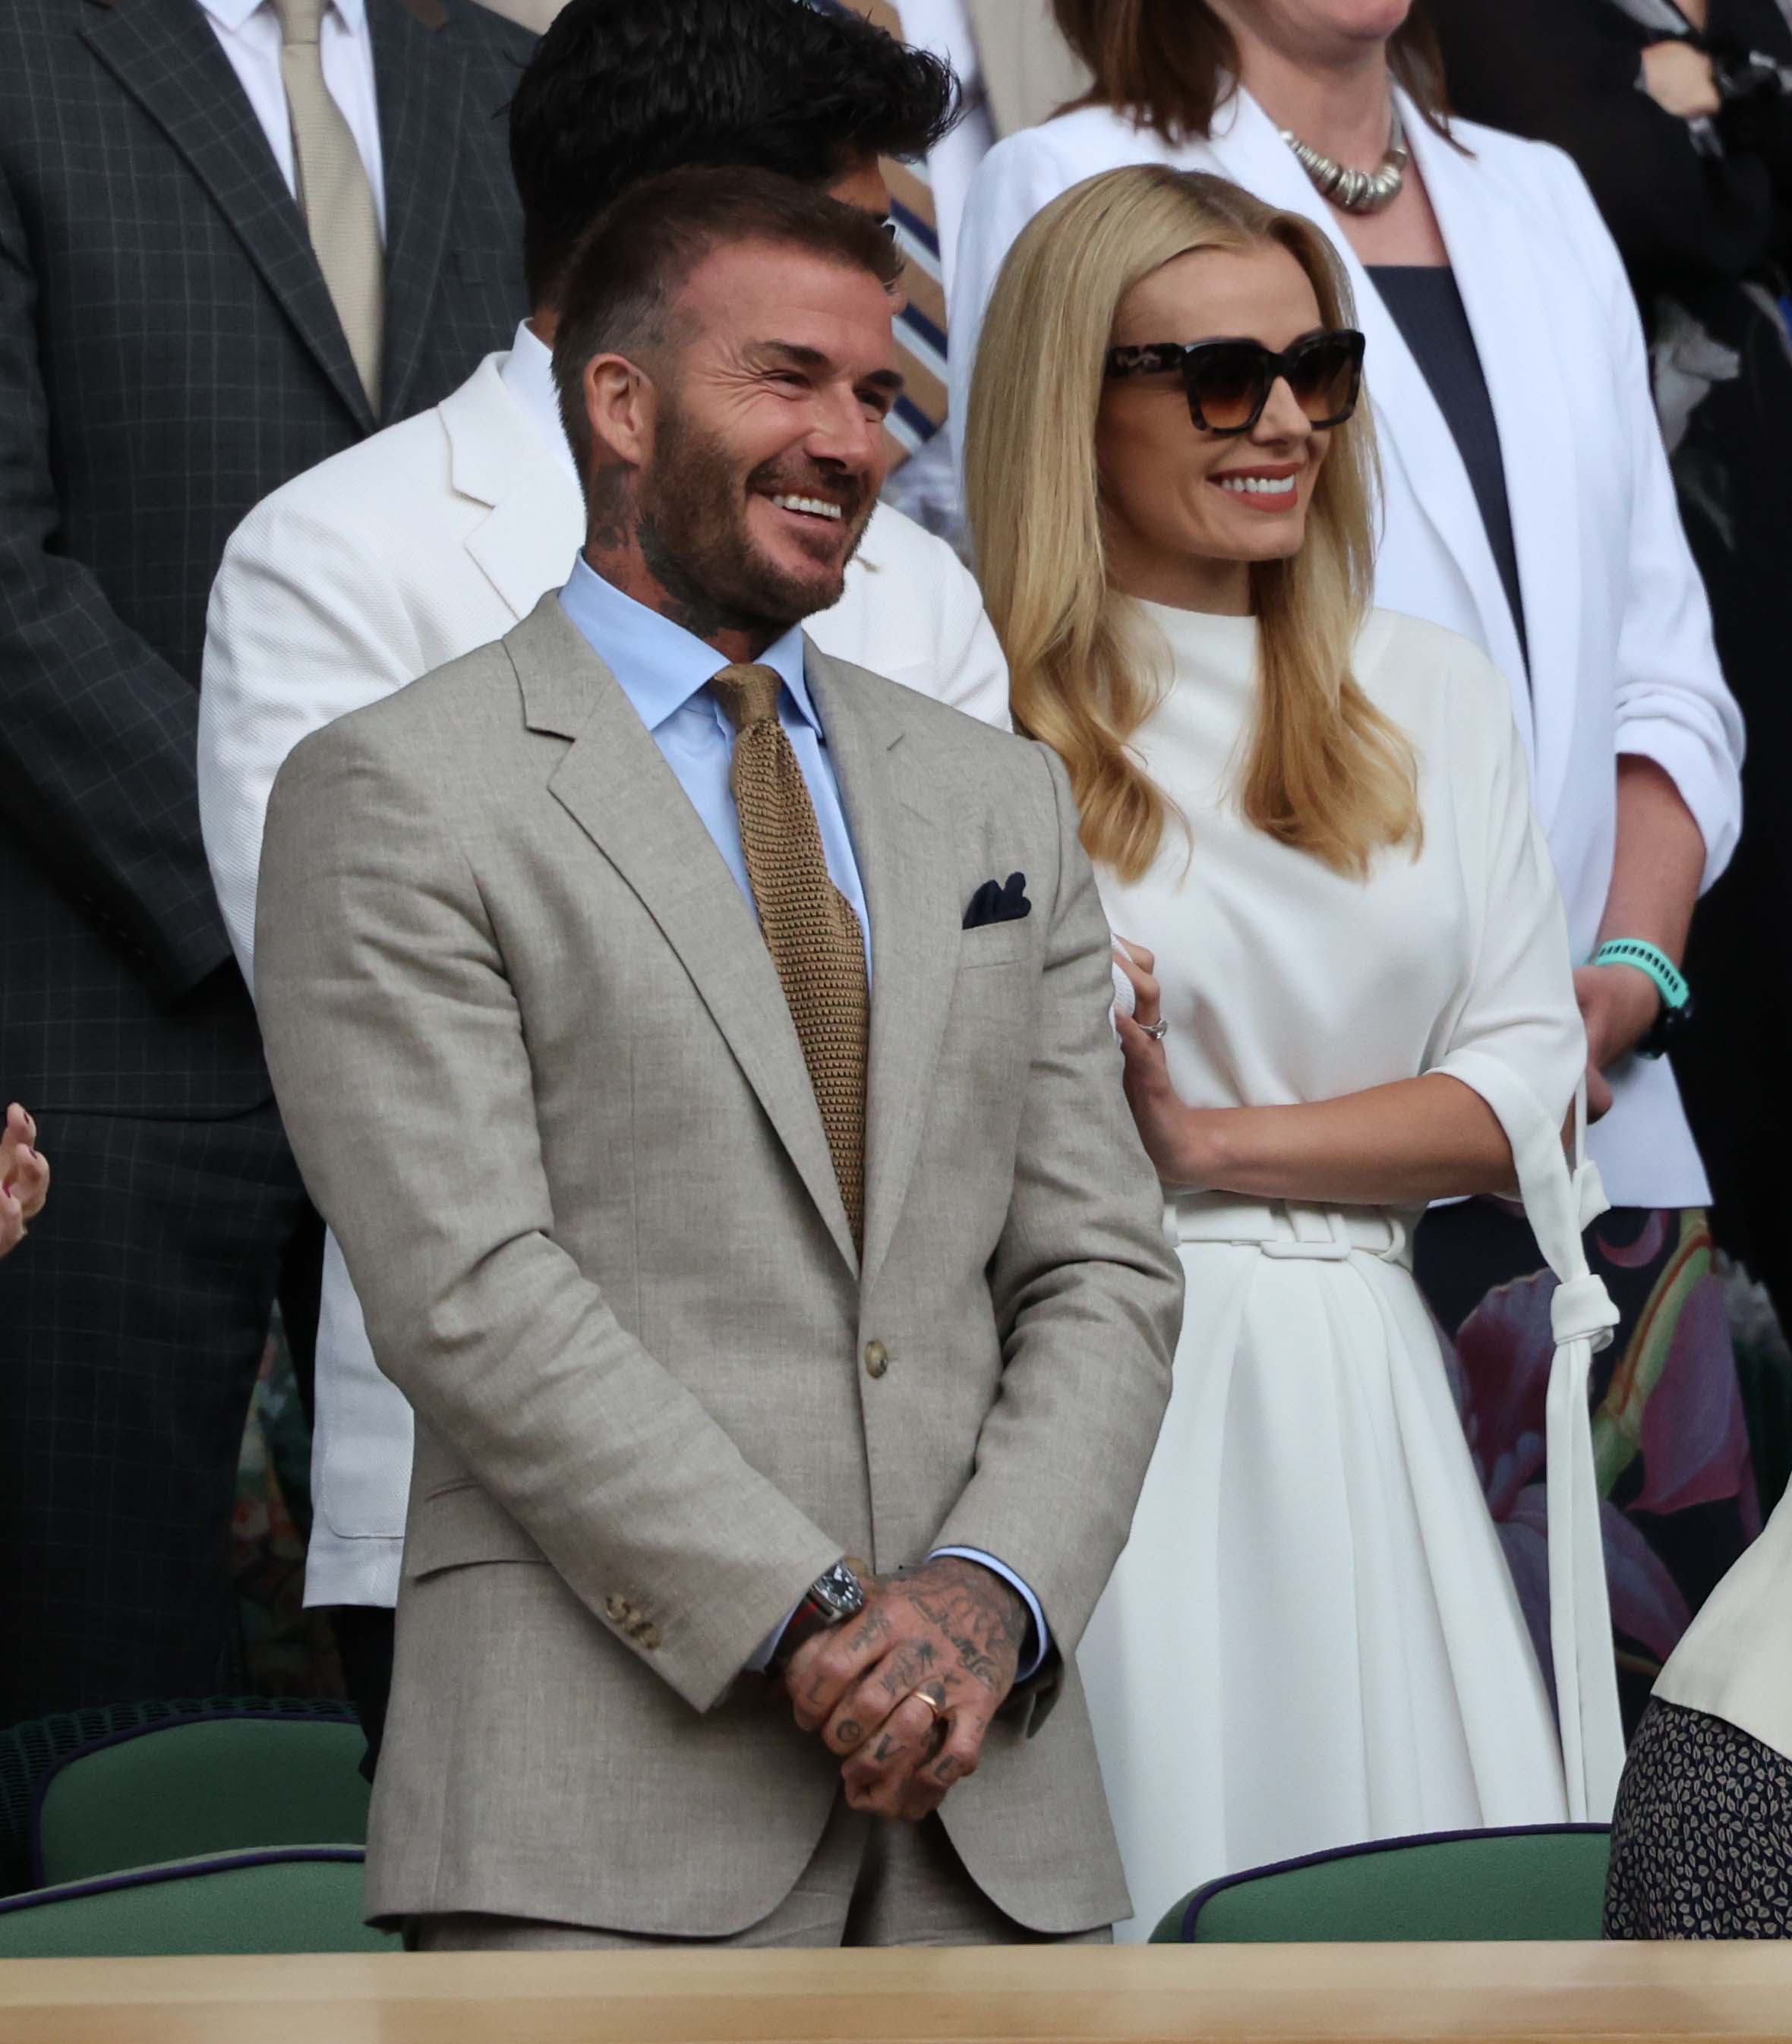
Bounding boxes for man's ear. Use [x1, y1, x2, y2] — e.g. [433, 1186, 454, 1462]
[582, 352, 655, 471]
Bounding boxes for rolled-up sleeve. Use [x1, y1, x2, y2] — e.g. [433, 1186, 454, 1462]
[1553, 147, 1744, 889]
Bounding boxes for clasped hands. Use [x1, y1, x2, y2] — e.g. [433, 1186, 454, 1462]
[782, 1555, 1027, 1823]
[1, 1105, 49, 1260]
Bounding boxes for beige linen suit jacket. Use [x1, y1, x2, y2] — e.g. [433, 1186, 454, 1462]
[254, 592, 1182, 1938]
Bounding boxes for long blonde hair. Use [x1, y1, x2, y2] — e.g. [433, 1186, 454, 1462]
[964, 165, 1421, 882]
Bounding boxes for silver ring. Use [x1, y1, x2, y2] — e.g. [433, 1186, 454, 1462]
[1137, 1017, 1169, 1041]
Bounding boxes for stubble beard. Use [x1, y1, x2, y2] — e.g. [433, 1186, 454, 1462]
[636, 400, 873, 645]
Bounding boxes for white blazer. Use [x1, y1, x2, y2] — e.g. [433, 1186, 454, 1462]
[200, 342, 1013, 1608]
[952, 90, 1744, 1209]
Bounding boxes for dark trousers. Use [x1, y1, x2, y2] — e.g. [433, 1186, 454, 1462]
[0, 1104, 316, 1726]
[329, 1604, 396, 1782]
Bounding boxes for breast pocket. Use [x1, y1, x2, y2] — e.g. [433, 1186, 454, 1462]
[957, 923, 1034, 970]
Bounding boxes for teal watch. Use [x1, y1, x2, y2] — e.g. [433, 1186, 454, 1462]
[1589, 939, 1692, 1059]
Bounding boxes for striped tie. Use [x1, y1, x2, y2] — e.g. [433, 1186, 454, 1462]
[812, 0, 949, 470]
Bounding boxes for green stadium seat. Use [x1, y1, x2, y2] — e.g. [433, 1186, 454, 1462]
[31, 1710, 371, 1888]
[0, 1847, 396, 1957]
[1151, 1825, 1613, 1942]
[0, 1698, 364, 1897]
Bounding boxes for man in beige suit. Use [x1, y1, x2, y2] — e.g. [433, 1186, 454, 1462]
[254, 166, 1181, 1949]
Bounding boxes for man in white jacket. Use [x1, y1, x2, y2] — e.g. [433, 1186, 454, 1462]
[200, 0, 1008, 1768]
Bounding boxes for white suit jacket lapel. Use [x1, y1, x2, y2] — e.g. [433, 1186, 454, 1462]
[1405, 109, 1582, 831]
[441, 354, 586, 623]
[1204, 92, 1535, 768]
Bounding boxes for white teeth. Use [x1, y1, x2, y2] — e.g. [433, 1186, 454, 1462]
[1216, 475, 1297, 496]
[770, 494, 844, 521]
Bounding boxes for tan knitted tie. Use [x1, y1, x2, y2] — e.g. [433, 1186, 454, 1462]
[712, 664, 869, 1248]
[273, 0, 384, 409]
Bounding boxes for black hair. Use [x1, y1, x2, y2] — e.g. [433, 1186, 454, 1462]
[550, 166, 907, 477]
[509, 0, 959, 307]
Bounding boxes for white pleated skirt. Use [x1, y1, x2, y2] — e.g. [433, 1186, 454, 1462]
[1081, 1226, 1570, 1941]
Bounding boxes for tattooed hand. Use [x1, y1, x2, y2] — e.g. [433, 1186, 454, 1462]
[784, 1557, 1027, 1822]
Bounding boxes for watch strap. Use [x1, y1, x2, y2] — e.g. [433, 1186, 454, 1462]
[766, 1561, 864, 1675]
[1589, 938, 1689, 1012]
[768, 1588, 836, 1673]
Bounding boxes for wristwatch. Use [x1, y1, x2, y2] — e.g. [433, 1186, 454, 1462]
[768, 1560, 866, 1673]
[1589, 939, 1693, 1060]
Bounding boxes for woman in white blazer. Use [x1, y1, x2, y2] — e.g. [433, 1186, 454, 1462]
[951, 0, 1754, 1731]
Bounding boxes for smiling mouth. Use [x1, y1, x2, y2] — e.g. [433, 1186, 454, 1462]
[767, 492, 845, 523]
[1212, 469, 1300, 498]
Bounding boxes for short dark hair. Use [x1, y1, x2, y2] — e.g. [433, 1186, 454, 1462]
[551, 167, 906, 478]
[509, 0, 959, 307]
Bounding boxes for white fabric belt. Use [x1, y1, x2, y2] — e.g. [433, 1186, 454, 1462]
[1169, 1193, 1413, 1269]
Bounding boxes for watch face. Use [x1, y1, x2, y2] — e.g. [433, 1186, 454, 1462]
[814, 1564, 865, 1621]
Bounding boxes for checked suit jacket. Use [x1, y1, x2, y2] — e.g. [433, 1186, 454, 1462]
[254, 594, 1185, 1937]
[0, 0, 531, 1118]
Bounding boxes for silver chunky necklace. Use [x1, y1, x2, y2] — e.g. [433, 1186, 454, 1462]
[1279, 105, 1409, 214]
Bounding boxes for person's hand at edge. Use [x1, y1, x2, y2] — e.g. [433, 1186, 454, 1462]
[0, 1104, 49, 1257]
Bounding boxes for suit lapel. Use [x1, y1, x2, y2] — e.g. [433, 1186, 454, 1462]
[806, 648, 961, 1300]
[507, 597, 859, 1273]
[441, 358, 588, 619]
[1405, 111, 1582, 833]
[81, 0, 372, 431]
[369, 0, 465, 422]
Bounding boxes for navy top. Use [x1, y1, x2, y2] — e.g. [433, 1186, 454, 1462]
[1370, 265, 1530, 679]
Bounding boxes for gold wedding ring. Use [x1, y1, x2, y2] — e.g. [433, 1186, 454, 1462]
[907, 1690, 942, 1721]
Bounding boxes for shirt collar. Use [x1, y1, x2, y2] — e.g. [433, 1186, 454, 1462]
[197, 0, 369, 33]
[499, 322, 579, 482]
[560, 556, 815, 738]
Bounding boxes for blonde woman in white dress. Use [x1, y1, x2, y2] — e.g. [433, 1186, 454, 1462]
[964, 165, 1625, 1939]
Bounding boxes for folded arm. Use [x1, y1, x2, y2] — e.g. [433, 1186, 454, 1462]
[254, 721, 841, 1711]
[1117, 1024, 1517, 1204]
[1117, 648, 1585, 1208]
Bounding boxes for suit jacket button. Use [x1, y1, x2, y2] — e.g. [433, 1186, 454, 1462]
[636, 1623, 661, 1651]
[604, 1593, 629, 1624]
[863, 1341, 888, 1379]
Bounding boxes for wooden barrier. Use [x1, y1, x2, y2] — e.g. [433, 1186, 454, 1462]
[4, 1941, 1792, 2043]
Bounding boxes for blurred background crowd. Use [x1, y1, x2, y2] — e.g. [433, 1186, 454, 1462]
[2, 0, 1791, 1947]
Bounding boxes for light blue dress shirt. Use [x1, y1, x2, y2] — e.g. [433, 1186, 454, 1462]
[558, 558, 1047, 1681]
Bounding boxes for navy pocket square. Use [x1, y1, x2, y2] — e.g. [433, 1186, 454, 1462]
[963, 872, 1030, 929]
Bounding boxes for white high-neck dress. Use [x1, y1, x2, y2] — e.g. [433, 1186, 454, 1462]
[1084, 601, 1604, 1939]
